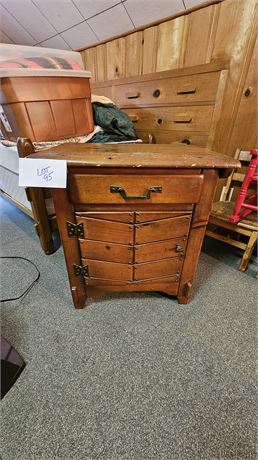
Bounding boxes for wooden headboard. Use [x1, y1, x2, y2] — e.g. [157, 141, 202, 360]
[92, 60, 228, 150]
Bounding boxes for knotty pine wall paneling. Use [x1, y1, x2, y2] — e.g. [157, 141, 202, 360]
[82, 47, 96, 82]
[95, 44, 107, 82]
[81, 0, 257, 155]
[183, 3, 220, 67]
[125, 31, 143, 77]
[155, 17, 186, 71]
[227, 34, 258, 152]
[142, 26, 158, 74]
[106, 38, 125, 80]
[210, 0, 257, 153]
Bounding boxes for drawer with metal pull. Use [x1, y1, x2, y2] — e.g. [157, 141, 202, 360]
[69, 174, 204, 204]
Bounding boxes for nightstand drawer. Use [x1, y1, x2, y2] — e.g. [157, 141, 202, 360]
[69, 174, 203, 204]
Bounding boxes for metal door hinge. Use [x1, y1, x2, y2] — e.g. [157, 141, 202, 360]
[74, 264, 88, 277]
[67, 221, 84, 238]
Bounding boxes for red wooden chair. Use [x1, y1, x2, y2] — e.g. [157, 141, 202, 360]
[229, 149, 258, 223]
[206, 149, 257, 272]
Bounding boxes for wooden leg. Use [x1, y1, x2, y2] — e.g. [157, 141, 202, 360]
[34, 223, 55, 254]
[178, 169, 219, 304]
[27, 187, 55, 255]
[71, 286, 88, 309]
[178, 226, 206, 303]
[51, 188, 87, 309]
[239, 231, 257, 271]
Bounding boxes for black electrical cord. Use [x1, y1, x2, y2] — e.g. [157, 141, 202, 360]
[0, 257, 40, 303]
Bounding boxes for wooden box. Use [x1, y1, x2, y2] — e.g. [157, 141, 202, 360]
[0, 75, 94, 142]
[0, 45, 94, 142]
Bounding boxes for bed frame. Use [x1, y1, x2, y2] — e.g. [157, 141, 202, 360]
[16, 61, 228, 254]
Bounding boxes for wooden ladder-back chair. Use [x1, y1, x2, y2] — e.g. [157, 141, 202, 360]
[206, 149, 257, 272]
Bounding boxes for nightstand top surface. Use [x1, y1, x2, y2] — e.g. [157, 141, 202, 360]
[28, 143, 240, 173]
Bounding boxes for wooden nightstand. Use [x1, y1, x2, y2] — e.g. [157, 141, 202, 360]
[27, 143, 239, 309]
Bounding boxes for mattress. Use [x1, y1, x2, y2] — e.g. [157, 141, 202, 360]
[0, 143, 31, 212]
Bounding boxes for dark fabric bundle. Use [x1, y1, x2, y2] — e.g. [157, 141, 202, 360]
[90, 102, 138, 143]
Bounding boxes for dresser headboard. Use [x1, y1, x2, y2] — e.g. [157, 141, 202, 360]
[92, 60, 229, 149]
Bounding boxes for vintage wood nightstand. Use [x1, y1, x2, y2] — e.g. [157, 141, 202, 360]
[27, 142, 239, 309]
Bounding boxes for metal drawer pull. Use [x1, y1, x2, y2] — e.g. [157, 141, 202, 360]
[110, 185, 162, 200]
[175, 244, 184, 252]
[126, 92, 140, 99]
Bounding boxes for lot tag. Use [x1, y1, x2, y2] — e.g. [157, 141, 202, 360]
[19, 158, 67, 188]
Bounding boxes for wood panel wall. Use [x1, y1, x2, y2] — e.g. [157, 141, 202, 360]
[80, 0, 257, 155]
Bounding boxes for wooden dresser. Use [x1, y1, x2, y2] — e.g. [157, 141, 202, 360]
[27, 143, 239, 309]
[92, 61, 228, 149]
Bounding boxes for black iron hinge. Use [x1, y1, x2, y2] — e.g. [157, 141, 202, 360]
[74, 264, 88, 277]
[66, 221, 84, 238]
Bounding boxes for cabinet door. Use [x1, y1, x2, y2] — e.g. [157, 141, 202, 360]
[134, 212, 190, 281]
[80, 240, 133, 264]
[134, 257, 182, 281]
[76, 212, 134, 283]
[135, 214, 191, 244]
[76, 215, 134, 244]
[82, 259, 132, 282]
[135, 237, 186, 263]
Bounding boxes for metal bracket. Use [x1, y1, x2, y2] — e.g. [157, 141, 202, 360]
[66, 221, 84, 238]
[74, 264, 88, 277]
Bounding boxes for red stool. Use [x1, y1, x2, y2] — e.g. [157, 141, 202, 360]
[229, 149, 258, 223]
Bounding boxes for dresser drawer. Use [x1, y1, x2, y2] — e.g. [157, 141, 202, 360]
[69, 174, 203, 204]
[114, 72, 220, 107]
[126, 106, 213, 132]
[135, 130, 209, 146]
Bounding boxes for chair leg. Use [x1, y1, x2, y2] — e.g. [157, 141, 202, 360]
[239, 231, 257, 272]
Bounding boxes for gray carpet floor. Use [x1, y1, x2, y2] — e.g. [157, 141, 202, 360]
[0, 196, 257, 460]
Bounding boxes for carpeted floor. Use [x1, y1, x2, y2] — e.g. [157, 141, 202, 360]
[0, 196, 257, 460]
